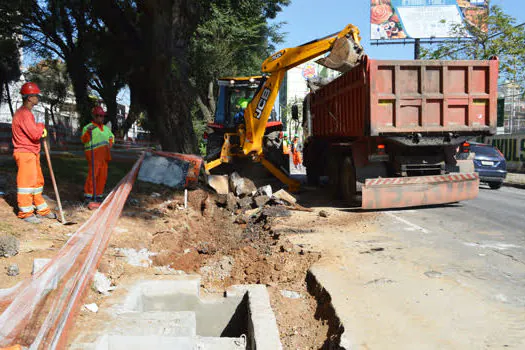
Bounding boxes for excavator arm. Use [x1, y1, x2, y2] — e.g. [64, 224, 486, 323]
[242, 23, 363, 156]
[205, 23, 364, 192]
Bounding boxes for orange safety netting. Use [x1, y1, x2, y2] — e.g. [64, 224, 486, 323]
[0, 154, 144, 349]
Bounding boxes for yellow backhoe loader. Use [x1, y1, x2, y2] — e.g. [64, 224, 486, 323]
[204, 24, 364, 192]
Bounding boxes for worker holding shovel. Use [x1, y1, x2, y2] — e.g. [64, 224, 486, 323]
[81, 106, 114, 204]
[11, 82, 56, 223]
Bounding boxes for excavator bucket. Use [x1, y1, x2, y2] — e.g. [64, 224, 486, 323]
[361, 173, 480, 210]
[316, 36, 364, 72]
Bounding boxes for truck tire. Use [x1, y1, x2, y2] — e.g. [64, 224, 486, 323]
[306, 166, 320, 186]
[327, 153, 342, 198]
[488, 182, 503, 190]
[340, 156, 357, 203]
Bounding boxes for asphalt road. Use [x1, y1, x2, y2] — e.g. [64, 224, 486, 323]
[292, 184, 525, 349]
[382, 184, 525, 305]
[370, 184, 525, 348]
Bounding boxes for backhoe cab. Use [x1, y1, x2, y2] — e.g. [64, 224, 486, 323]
[204, 76, 282, 161]
[205, 24, 364, 192]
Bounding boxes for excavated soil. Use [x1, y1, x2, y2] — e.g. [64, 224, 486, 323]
[0, 161, 331, 349]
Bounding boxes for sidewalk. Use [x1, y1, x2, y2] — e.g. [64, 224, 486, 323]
[505, 173, 525, 189]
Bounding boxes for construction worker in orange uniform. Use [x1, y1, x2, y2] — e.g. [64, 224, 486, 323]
[291, 134, 302, 169]
[282, 132, 290, 155]
[81, 106, 114, 202]
[12, 82, 55, 224]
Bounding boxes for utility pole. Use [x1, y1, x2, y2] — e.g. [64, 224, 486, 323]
[414, 38, 421, 60]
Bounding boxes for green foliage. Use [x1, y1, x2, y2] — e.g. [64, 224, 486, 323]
[193, 116, 208, 156]
[421, 5, 525, 84]
[0, 1, 23, 100]
[25, 59, 70, 109]
[190, 0, 289, 120]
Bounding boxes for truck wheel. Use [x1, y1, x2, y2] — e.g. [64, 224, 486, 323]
[488, 182, 503, 190]
[340, 156, 357, 203]
[327, 154, 342, 198]
[306, 167, 319, 186]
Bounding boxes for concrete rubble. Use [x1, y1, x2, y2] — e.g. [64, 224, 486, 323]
[0, 234, 19, 258]
[210, 173, 300, 220]
[6, 264, 19, 276]
[93, 271, 114, 295]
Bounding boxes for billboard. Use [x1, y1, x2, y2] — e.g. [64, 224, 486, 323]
[371, 0, 488, 40]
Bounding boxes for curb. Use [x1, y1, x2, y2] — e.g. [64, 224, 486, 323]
[503, 182, 525, 190]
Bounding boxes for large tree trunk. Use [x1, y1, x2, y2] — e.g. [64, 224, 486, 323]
[143, 0, 201, 153]
[66, 52, 92, 131]
[121, 83, 142, 137]
[152, 88, 198, 153]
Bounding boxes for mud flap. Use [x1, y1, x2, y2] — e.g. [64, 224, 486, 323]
[361, 173, 480, 210]
[316, 36, 364, 72]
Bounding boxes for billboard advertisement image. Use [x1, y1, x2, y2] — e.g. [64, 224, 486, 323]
[370, 0, 488, 40]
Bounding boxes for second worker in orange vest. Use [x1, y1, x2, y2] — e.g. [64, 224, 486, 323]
[81, 106, 114, 201]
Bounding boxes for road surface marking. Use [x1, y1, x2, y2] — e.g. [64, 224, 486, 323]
[385, 212, 430, 234]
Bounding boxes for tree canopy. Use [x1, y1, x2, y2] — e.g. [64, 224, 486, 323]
[0, 0, 289, 152]
[421, 5, 525, 85]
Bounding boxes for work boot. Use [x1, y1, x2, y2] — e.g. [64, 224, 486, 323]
[23, 215, 41, 224]
[37, 212, 57, 220]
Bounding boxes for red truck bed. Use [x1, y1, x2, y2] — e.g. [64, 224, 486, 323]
[310, 57, 498, 137]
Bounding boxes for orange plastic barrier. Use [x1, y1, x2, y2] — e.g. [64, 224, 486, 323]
[0, 153, 145, 348]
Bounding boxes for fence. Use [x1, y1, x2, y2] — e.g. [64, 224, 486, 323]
[484, 133, 525, 173]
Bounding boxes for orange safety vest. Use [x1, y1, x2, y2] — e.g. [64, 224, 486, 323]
[283, 140, 290, 154]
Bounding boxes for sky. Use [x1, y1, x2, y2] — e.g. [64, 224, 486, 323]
[269, 0, 525, 60]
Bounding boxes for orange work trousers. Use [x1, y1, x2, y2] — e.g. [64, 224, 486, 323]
[84, 148, 109, 199]
[292, 150, 302, 167]
[14, 152, 51, 218]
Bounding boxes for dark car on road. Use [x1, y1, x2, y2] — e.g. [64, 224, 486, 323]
[457, 142, 507, 189]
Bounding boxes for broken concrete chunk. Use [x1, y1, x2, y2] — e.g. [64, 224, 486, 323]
[215, 194, 228, 206]
[151, 192, 161, 198]
[256, 185, 273, 198]
[262, 206, 291, 218]
[0, 234, 19, 258]
[229, 172, 257, 197]
[226, 193, 238, 212]
[273, 189, 297, 205]
[280, 290, 302, 299]
[254, 195, 270, 208]
[207, 175, 230, 195]
[238, 196, 254, 210]
[93, 271, 113, 295]
[7, 264, 19, 276]
[83, 303, 99, 313]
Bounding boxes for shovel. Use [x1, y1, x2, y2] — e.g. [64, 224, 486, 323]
[87, 129, 101, 211]
[42, 137, 76, 225]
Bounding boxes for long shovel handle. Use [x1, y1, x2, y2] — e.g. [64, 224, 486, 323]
[90, 129, 97, 202]
[43, 139, 66, 223]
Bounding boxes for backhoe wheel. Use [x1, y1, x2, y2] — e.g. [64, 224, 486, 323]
[340, 155, 357, 204]
[327, 153, 342, 199]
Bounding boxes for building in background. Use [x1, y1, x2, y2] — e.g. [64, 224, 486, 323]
[279, 60, 340, 140]
[499, 82, 525, 134]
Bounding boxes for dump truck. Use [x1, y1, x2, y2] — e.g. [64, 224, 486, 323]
[302, 56, 499, 209]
